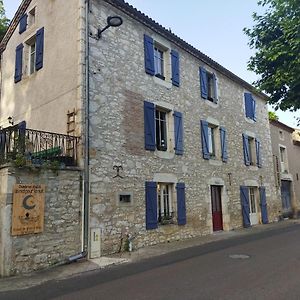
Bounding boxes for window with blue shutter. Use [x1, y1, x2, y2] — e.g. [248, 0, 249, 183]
[199, 67, 208, 99]
[14, 44, 24, 83]
[19, 14, 28, 34]
[255, 138, 262, 168]
[201, 120, 210, 160]
[244, 93, 256, 121]
[145, 181, 158, 230]
[144, 34, 155, 76]
[220, 127, 228, 162]
[176, 182, 186, 225]
[144, 101, 155, 151]
[35, 27, 44, 70]
[242, 134, 250, 166]
[171, 50, 180, 87]
[200, 67, 218, 103]
[259, 187, 268, 224]
[174, 111, 183, 155]
[240, 186, 251, 228]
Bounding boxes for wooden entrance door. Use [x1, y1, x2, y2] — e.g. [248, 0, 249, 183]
[211, 185, 223, 231]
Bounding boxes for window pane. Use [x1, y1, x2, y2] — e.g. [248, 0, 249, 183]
[155, 110, 167, 151]
[154, 47, 164, 76]
[30, 43, 36, 74]
[208, 127, 215, 155]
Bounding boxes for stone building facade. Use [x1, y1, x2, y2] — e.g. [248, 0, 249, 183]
[87, 0, 280, 254]
[269, 120, 300, 217]
[0, 0, 282, 262]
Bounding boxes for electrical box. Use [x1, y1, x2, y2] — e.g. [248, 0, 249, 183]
[90, 228, 101, 258]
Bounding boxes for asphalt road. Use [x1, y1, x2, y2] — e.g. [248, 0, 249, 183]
[2, 224, 300, 300]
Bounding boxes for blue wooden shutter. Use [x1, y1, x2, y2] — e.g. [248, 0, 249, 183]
[199, 67, 208, 99]
[171, 50, 180, 87]
[242, 134, 250, 166]
[14, 44, 24, 83]
[144, 101, 155, 151]
[19, 14, 28, 34]
[252, 97, 256, 121]
[259, 187, 268, 224]
[176, 182, 186, 225]
[255, 138, 262, 168]
[244, 93, 252, 119]
[144, 34, 155, 76]
[240, 186, 251, 227]
[201, 120, 210, 160]
[36, 27, 44, 70]
[212, 73, 218, 103]
[145, 181, 158, 230]
[174, 111, 183, 155]
[220, 127, 228, 162]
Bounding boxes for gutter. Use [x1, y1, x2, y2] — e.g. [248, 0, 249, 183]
[83, 0, 90, 254]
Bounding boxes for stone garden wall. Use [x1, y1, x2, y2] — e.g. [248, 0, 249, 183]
[0, 166, 82, 277]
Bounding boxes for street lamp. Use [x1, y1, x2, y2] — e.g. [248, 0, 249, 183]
[97, 16, 123, 39]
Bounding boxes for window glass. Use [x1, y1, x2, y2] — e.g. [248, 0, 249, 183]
[157, 183, 173, 223]
[249, 188, 256, 213]
[154, 47, 164, 77]
[208, 126, 215, 156]
[155, 109, 167, 151]
[29, 42, 36, 74]
[207, 73, 214, 101]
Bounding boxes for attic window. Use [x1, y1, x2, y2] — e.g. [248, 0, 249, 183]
[28, 7, 36, 26]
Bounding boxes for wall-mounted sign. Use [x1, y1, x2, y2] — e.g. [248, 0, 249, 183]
[11, 184, 45, 236]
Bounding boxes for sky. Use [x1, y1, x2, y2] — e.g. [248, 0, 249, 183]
[3, 0, 299, 129]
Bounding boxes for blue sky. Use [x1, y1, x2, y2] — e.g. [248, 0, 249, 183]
[3, 0, 299, 128]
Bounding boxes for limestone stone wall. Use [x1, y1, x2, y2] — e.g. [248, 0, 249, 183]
[0, 166, 82, 277]
[87, 1, 281, 255]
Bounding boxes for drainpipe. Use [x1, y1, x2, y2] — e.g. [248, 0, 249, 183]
[83, 0, 90, 254]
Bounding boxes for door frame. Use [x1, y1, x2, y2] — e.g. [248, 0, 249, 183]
[210, 185, 223, 231]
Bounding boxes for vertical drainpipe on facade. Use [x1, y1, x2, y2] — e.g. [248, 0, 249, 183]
[68, 0, 90, 263]
[83, 0, 90, 256]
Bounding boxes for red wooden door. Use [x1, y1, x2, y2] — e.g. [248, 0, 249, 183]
[211, 186, 223, 231]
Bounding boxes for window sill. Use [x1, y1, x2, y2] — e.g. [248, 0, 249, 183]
[155, 150, 175, 160]
[153, 76, 172, 89]
[155, 74, 165, 80]
[204, 99, 219, 108]
[208, 159, 222, 166]
[245, 117, 256, 124]
[248, 165, 258, 171]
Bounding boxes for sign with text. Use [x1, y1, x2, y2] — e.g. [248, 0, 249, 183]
[12, 184, 45, 236]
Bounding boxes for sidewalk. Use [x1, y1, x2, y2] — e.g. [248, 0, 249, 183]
[0, 219, 299, 292]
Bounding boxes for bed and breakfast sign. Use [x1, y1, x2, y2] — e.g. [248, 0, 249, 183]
[11, 184, 45, 236]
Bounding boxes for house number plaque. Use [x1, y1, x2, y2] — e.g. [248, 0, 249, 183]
[11, 184, 45, 236]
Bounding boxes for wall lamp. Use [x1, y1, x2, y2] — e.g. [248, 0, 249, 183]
[97, 16, 123, 39]
[8, 116, 14, 125]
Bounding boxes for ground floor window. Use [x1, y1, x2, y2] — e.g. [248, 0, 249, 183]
[157, 183, 173, 223]
[249, 187, 257, 214]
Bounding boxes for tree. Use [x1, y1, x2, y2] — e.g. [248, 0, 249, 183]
[244, 0, 300, 113]
[268, 111, 279, 121]
[0, 0, 9, 41]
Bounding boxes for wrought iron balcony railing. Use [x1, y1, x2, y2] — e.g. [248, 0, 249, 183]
[0, 123, 80, 167]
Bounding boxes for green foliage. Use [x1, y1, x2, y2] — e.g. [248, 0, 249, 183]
[0, 0, 9, 41]
[268, 111, 279, 121]
[244, 0, 300, 113]
[14, 154, 27, 167]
